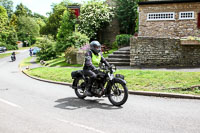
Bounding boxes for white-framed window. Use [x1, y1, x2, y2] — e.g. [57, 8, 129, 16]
[179, 11, 194, 20]
[147, 12, 175, 21]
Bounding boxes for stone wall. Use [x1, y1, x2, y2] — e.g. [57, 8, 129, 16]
[130, 36, 200, 67]
[139, 2, 200, 38]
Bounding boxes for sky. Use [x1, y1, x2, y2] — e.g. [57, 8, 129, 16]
[12, 0, 89, 16]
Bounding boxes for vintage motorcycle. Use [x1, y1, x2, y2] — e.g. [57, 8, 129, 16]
[71, 64, 128, 106]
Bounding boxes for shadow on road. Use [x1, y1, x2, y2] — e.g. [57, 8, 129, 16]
[54, 97, 122, 110]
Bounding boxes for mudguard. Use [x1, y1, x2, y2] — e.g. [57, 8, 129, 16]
[71, 70, 84, 89]
[105, 77, 126, 95]
[112, 77, 126, 85]
[72, 79, 78, 89]
[71, 70, 83, 79]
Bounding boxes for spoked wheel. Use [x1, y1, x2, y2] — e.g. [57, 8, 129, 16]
[74, 78, 86, 99]
[108, 80, 128, 106]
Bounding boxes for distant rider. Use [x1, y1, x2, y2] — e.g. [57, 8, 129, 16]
[11, 52, 16, 61]
[83, 41, 110, 96]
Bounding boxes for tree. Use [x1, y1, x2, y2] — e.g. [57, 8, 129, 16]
[40, 2, 68, 39]
[33, 13, 47, 22]
[0, 6, 18, 46]
[0, 5, 9, 42]
[9, 13, 17, 29]
[16, 16, 40, 45]
[55, 10, 76, 52]
[114, 0, 138, 34]
[57, 10, 75, 40]
[24, 6, 33, 17]
[78, 0, 114, 40]
[0, 5, 8, 31]
[0, 0, 13, 18]
[14, 3, 28, 17]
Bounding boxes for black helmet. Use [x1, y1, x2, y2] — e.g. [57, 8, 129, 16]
[90, 41, 101, 54]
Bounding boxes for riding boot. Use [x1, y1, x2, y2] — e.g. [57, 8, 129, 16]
[84, 78, 93, 96]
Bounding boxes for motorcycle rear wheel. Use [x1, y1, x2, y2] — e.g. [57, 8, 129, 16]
[108, 80, 128, 106]
[74, 78, 86, 99]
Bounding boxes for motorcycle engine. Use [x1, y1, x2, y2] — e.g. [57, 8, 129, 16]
[92, 81, 104, 96]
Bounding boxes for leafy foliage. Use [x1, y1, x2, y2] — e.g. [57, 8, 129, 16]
[115, 34, 132, 47]
[56, 31, 89, 52]
[14, 3, 27, 17]
[78, 0, 114, 39]
[0, 5, 8, 30]
[14, 3, 33, 17]
[114, 0, 138, 34]
[57, 10, 75, 42]
[0, 6, 18, 47]
[70, 32, 89, 48]
[9, 13, 17, 28]
[36, 36, 57, 61]
[0, 0, 13, 18]
[40, 2, 68, 38]
[0, 42, 17, 50]
[33, 13, 47, 21]
[16, 16, 40, 45]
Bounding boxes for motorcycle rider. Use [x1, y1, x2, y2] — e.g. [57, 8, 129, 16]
[11, 52, 16, 61]
[83, 41, 110, 96]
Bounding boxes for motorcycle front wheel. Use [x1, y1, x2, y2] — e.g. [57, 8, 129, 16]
[74, 78, 86, 99]
[108, 80, 128, 106]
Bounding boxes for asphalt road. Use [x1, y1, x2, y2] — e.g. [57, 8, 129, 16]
[0, 50, 200, 133]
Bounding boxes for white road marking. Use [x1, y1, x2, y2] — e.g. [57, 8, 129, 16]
[0, 98, 22, 108]
[56, 118, 106, 133]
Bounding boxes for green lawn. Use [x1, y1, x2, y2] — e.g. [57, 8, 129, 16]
[26, 67, 200, 95]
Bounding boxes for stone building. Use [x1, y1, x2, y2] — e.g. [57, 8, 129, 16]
[138, 0, 200, 38]
[130, 0, 200, 68]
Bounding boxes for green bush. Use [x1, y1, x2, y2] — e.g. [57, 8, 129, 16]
[55, 31, 89, 52]
[115, 34, 132, 47]
[36, 37, 57, 61]
[69, 32, 89, 48]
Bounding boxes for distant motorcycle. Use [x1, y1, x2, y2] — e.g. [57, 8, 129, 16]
[11, 54, 16, 62]
[71, 64, 128, 106]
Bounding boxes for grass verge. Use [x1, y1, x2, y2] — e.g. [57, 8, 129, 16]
[0, 52, 19, 59]
[0, 53, 12, 59]
[20, 56, 33, 68]
[26, 67, 79, 83]
[26, 67, 200, 95]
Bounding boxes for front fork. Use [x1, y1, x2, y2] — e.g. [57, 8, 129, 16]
[105, 77, 127, 96]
